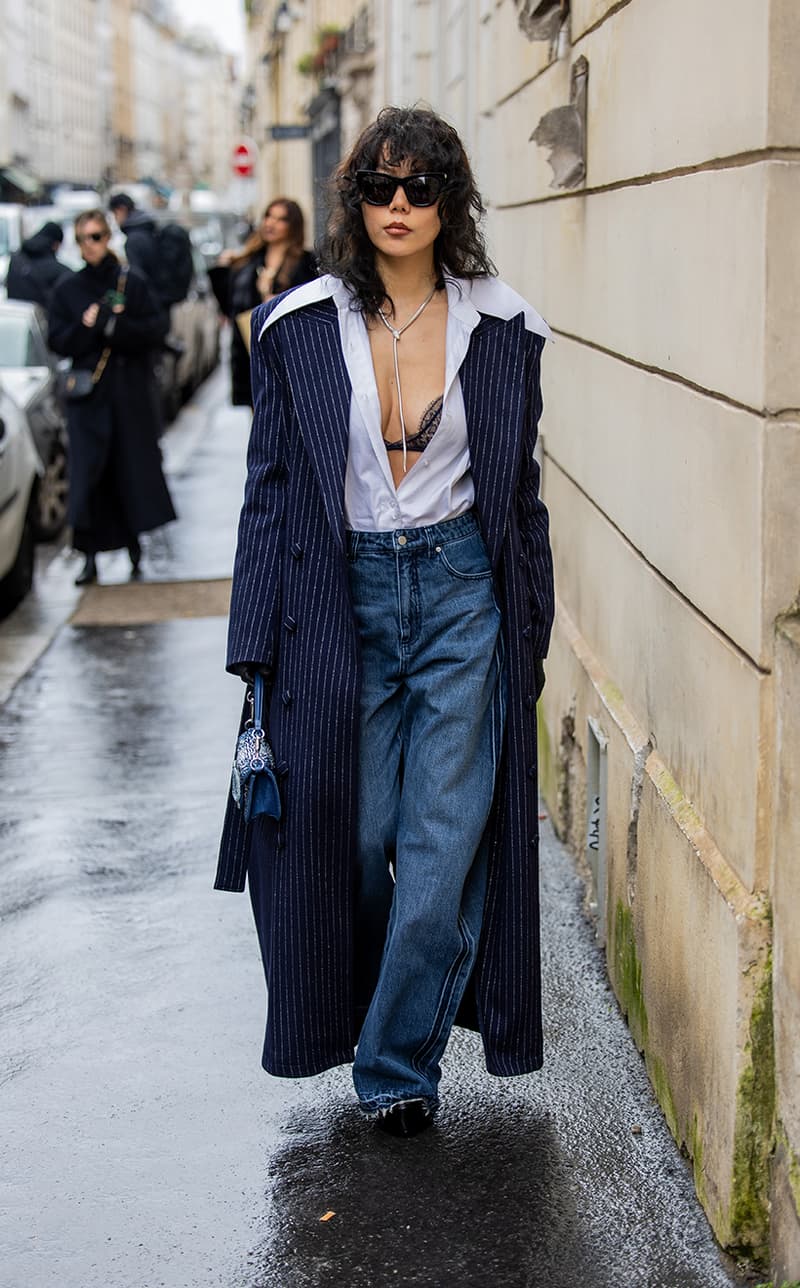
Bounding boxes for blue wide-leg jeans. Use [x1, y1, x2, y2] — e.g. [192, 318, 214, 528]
[346, 511, 506, 1114]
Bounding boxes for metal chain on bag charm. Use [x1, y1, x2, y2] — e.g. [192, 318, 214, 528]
[243, 689, 264, 770]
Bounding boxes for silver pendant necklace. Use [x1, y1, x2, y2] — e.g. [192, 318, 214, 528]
[377, 285, 437, 474]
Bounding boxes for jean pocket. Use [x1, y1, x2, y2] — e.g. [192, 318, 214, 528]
[437, 530, 493, 581]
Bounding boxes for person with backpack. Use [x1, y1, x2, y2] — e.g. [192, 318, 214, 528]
[109, 193, 195, 428]
[108, 193, 194, 314]
[5, 221, 71, 309]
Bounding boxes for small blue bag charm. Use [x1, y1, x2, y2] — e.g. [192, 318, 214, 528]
[231, 673, 281, 824]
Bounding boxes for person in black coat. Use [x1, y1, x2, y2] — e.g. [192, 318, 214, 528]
[48, 209, 176, 586]
[5, 221, 70, 308]
[209, 198, 317, 407]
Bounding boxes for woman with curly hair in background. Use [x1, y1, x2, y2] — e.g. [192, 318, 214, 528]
[216, 107, 554, 1137]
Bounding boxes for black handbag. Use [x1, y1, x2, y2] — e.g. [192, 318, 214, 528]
[230, 673, 281, 824]
[62, 363, 107, 400]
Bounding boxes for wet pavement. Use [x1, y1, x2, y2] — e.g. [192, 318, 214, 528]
[0, 362, 754, 1288]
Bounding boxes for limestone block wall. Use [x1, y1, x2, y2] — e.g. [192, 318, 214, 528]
[472, 0, 800, 1272]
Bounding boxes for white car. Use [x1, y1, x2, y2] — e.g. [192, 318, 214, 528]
[0, 300, 70, 540]
[0, 384, 40, 613]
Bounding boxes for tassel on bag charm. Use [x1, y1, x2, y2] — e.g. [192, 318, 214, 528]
[230, 673, 281, 824]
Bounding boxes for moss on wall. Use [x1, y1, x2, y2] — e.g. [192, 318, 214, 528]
[727, 951, 776, 1264]
[647, 1052, 679, 1141]
[544, 655, 778, 1265]
[609, 899, 776, 1266]
[611, 900, 648, 1050]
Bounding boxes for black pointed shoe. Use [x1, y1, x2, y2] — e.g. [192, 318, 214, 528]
[74, 554, 97, 587]
[128, 541, 142, 580]
[375, 1099, 434, 1138]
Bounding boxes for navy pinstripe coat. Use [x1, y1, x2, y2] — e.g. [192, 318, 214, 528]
[216, 280, 555, 1079]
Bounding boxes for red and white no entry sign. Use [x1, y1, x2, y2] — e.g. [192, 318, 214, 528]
[232, 140, 256, 177]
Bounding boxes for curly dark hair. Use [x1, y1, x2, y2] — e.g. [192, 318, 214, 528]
[318, 105, 495, 316]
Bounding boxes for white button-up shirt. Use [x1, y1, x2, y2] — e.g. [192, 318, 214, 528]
[258, 273, 551, 532]
[330, 275, 477, 531]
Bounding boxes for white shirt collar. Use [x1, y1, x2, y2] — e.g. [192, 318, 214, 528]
[258, 272, 552, 341]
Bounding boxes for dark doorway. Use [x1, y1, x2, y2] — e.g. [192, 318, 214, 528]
[309, 87, 341, 245]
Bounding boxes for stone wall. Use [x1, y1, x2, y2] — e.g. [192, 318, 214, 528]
[474, 0, 799, 1272]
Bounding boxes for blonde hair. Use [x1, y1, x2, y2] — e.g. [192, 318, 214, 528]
[74, 209, 112, 237]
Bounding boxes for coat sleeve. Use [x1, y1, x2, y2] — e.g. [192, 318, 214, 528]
[208, 263, 231, 316]
[225, 303, 289, 677]
[516, 331, 555, 660]
[41, 260, 72, 310]
[124, 227, 158, 281]
[47, 280, 104, 359]
[230, 258, 260, 314]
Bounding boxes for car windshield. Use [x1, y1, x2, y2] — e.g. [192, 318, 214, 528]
[0, 314, 31, 367]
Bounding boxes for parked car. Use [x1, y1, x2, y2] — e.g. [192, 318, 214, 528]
[0, 300, 69, 540]
[172, 247, 220, 394]
[157, 245, 220, 423]
[0, 384, 40, 614]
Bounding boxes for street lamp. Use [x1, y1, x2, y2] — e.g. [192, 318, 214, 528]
[273, 2, 292, 35]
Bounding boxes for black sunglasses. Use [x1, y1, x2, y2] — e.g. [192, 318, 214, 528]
[355, 170, 447, 208]
[77, 231, 107, 244]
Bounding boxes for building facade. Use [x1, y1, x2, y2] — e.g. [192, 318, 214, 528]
[243, 0, 368, 234]
[0, 0, 106, 190]
[0, 0, 239, 200]
[179, 32, 240, 198]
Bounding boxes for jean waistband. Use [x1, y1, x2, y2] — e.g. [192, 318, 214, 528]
[346, 510, 479, 556]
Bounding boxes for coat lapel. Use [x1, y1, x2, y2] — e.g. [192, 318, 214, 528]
[280, 302, 351, 551]
[460, 313, 527, 568]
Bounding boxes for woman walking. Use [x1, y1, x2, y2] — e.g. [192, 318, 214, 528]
[211, 199, 317, 407]
[49, 209, 175, 585]
[216, 107, 554, 1137]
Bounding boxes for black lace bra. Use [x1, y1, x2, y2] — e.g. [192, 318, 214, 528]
[384, 396, 444, 453]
